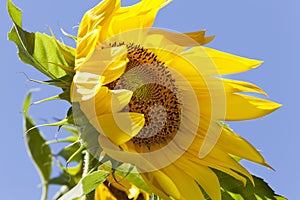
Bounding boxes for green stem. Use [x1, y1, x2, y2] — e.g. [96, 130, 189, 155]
[82, 150, 95, 200]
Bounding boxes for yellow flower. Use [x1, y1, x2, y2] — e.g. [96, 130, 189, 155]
[72, 1, 281, 200]
[95, 169, 149, 200]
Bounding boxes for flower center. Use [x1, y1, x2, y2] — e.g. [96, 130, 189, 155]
[106, 44, 182, 150]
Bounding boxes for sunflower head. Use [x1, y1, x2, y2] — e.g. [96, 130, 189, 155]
[71, 1, 281, 200]
[72, 28, 228, 170]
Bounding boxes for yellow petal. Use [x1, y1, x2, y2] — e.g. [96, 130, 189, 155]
[225, 93, 281, 121]
[71, 71, 104, 102]
[162, 164, 205, 200]
[217, 126, 269, 166]
[79, 87, 133, 120]
[176, 160, 221, 200]
[102, 60, 128, 85]
[90, 112, 145, 145]
[72, 46, 128, 102]
[167, 51, 210, 94]
[95, 183, 117, 200]
[140, 173, 170, 200]
[174, 46, 219, 77]
[208, 148, 253, 183]
[77, 0, 119, 39]
[118, 0, 171, 15]
[76, 0, 120, 67]
[189, 148, 251, 185]
[204, 47, 263, 75]
[76, 29, 100, 68]
[141, 170, 178, 198]
[146, 29, 213, 47]
[184, 30, 215, 45]
[76, 46, 128, 84]
[94, 88, 133, 115]
[101, 0, 171, 40]
[222, 78, 267, 96]
[104, 170, 148, 200]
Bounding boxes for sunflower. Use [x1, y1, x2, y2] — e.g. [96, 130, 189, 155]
[71, 0, 281, 200]
[94, 168, 149, 200]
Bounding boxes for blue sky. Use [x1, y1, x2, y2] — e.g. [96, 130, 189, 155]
[1, 0, 299, 199]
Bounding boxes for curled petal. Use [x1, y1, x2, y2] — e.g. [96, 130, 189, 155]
[91, 112, 145, 145]
[76, 46, 128, 81]
[184, 30, 215, 45]
[76, 0, 120, 67]
[76, 29, 100, 68]
[71, 71, 104, 102]
[102, 0, 171, 40]
[79, 87, 133, 120]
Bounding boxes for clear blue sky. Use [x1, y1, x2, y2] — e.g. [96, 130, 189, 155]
[1, 0, 299, 199]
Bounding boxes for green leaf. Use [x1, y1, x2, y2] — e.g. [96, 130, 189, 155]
[62, 125, 79, 137]
[58, 170, 109, 200]
[7, 0, 75, 80]
[49, 173, 76, 186]
[66, 143, 86, 164]
[32, 94, 62, 105]
[209, 170, 287, 200]
[66, 161, 83, 176]
[24, 118, 69, 135]
[45, 136, 78, 146]
[7, 0, 21, 26]
[57, 181, 83, 200]
[23, 93, 52, 200]
[115, 164, 152, 194]
[53, 186, 71, 200]
[49, 156, 83, 191]
[49, 160, 82, 186]
[54, 36, 76, 69]
[60, 28, 77, 41]
[57, 141, 82, 162]
[25, 107, 74, 134]
[42, 75, 72, 102]
[82, 170, 110, 194]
